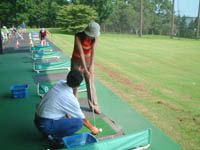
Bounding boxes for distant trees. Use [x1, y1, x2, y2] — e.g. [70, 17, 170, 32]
[0, 0, 113, 28]
[176, 16, 197, 38]
[77, 0, 115, 24]
[149, 0, 172, 35]
[0, 0, 16, 26]
[104, 0, 136, 33]
[103, 0, 172, 35]
[0, 0, 60, 27]
[0, 0, 198, 38]
[103, 0, 198, 38]
[56, 4, 97, 33]
[16, 0, 33, 24]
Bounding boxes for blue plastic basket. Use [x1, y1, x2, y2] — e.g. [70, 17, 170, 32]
[10, 84, 29, 98]
[62, 132, 98, 148]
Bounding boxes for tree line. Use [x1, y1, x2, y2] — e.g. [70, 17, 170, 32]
[0, 0, 199, 38]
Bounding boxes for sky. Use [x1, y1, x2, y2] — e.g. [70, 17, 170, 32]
[174, 0, 199, 17]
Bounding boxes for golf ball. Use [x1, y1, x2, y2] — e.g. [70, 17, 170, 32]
[99, 128, 103, 132]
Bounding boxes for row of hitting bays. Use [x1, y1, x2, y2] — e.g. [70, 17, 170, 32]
[29, 32, 151, 149]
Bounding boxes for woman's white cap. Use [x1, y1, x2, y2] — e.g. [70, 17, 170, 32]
[84, 21, 100, 38]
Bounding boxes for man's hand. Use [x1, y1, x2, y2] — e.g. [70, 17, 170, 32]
[83, 119, 100, 135]
[88, 65, 93, 73]
[91, 126, 100, 135]
[84, 70, 91, 80]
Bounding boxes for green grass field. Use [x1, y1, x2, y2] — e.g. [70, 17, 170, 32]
[47, 30, 200, 150]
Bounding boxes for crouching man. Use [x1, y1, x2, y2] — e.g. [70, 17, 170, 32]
[34, 70, 100, 145]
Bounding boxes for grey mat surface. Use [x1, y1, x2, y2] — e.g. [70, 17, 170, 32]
[3, 33, 30, 53]
[33, 73, 68, 83]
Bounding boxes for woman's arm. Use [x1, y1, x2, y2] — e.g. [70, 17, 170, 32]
[75, 36, 90, 75]
[89, 37, 98, 72]
[46, 30, 51, 36]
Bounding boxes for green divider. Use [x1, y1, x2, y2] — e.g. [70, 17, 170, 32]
[32, 51, 61, 60]
[61, 129, 151, 150]
[31, 45, 53, 51]
[38, 81, 86, 96]
[34, 59, 70, 71]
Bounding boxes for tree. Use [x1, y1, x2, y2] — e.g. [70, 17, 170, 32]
[197, 0, 200, 39]
[149, 0, 171, 35]
[103, 0, 136, 33]
[104, 0, 172, 35]
[0, 0, 60, 28]
[29, 0, 49, 27]
[187, 18, 197, 38]
[15, 0, 35, 25]
[46, 0, 59, 27]
[69, 0, 115, 24]
[56, 4, 97, 33]
[28, 0, 59, 27]
[178, 16, 187, 37]
[0, 1, 16, 26]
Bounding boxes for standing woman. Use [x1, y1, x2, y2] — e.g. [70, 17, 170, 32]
[71, 21, 101, 114]
[39, 28, 50, 46]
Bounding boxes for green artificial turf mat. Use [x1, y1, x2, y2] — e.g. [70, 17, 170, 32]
[78, 116, 117, 139]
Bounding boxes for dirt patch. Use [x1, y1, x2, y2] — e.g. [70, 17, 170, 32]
[176, 116, 200, 127]
[95, 62, 149, 96]
[156, 100, 182, 112]
[95, 71, 151, 115]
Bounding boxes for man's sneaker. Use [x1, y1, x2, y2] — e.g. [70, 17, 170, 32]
[47, 135, 64, 149]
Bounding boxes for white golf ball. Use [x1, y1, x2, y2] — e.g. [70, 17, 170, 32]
[99, 128, 103, 132]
